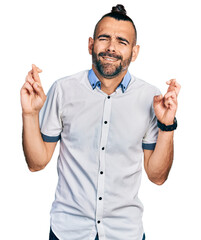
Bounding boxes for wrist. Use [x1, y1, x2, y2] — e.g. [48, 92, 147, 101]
[22, 111, 39, 119]
[158, 128, 174, 136]
[157, 117, 177, 131]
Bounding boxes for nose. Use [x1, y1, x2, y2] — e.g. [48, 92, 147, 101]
[106, 39, 116, 52]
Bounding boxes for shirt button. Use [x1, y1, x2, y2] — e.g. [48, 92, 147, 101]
[100, 171, 103, 174]
[97, 220, 101, 224]
[104, 121, 107, 124]
[99, 197, 102, 200]
[102, 147, 105, 150]
[107, 96, 110, 99]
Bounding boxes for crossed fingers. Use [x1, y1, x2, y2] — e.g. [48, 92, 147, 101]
[164, 79, 180, 109]
[25, 64, 42, 86]
[166, 79, 181, 96]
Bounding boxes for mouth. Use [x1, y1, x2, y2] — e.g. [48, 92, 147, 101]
[101, 56, 119, 62]
[98, 52, 122, 62]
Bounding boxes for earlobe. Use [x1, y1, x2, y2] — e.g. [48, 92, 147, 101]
[131, 45, 140, 62]
[88, 37, 94, 55]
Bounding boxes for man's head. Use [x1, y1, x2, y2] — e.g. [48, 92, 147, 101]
[88, 4, 140, 79]
[93, 4, 137, 46]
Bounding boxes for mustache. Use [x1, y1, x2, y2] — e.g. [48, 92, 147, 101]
[98, 52, 122, 60]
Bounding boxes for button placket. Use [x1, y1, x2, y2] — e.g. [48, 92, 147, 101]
[96, 96, 112, 239]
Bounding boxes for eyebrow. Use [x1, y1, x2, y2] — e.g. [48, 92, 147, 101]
[97, 34, 111, 39]
[97, 34, 130, 45]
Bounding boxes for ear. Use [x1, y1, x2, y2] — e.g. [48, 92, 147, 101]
[131, 45, 140, 62]
[88, 37, 94, 55]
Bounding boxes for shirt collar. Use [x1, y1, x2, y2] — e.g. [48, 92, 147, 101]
[88, 69, 131, 93]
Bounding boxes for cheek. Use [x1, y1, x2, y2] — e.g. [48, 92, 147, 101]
[94, 42, 106, 52]
[122, 49, 132, 60]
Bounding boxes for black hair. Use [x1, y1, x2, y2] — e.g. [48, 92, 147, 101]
[93, 4, 137, 45]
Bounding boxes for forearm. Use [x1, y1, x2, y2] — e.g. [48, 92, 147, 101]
[22, 113, 48, 171]
[146, 130, 174, 185]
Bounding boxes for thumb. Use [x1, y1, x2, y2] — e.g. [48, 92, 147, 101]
[154, 94, 163, 103]
[153, 94, 163, 107]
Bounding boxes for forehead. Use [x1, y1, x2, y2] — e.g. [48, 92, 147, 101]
[95, 17, 135, 42]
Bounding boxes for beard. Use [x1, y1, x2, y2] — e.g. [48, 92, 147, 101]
[92, 49, 132, 79]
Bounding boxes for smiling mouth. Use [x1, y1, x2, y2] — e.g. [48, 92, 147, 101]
[101, 56, 119, 62]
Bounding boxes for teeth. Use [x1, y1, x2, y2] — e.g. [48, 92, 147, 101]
[104, 57, 116, 61]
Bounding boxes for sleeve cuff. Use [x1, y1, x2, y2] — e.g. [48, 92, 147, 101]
[41, 133, 61, 142]
[142, 143, 156, 150]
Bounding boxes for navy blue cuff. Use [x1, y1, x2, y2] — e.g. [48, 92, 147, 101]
[142, 143, 156, 150]
[41, 133, 61, 142]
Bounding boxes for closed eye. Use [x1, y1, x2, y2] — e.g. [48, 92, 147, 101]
[119, 41, 127, 45]
[117, 37, 130, 45]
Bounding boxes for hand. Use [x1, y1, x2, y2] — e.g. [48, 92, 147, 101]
[20, 64, 46, 115]
[153, 79, 181, 125]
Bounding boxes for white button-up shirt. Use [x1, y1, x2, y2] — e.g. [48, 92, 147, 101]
[39, 69, 160, 240]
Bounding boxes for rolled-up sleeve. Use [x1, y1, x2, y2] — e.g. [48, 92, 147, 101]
[39, 81, 62, 142]
[142, 89, 161, 150]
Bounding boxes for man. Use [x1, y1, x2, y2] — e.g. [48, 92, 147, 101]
[20, 4, 180, 240]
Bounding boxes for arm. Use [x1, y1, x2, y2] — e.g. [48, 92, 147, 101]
[144, 131, 173, 185]
[21, 64, 57, 171]
[144, 79, 181, 185]
[22, 113, 57, 172]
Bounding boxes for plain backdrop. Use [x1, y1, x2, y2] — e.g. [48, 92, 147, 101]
[0, 0, 200, 239]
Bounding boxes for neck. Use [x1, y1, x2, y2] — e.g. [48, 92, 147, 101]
[92, 65, 127, 95]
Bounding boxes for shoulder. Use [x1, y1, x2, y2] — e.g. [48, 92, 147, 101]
[56, 70, 88, 87]
[130, 74, 161, 96]
[47, 70, 91, 103]
[48, 70, 89, 96]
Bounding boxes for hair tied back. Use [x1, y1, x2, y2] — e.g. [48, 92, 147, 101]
[111, 4, 127, 15]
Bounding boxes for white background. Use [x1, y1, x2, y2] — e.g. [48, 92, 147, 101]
[0, 0, 200, 239]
